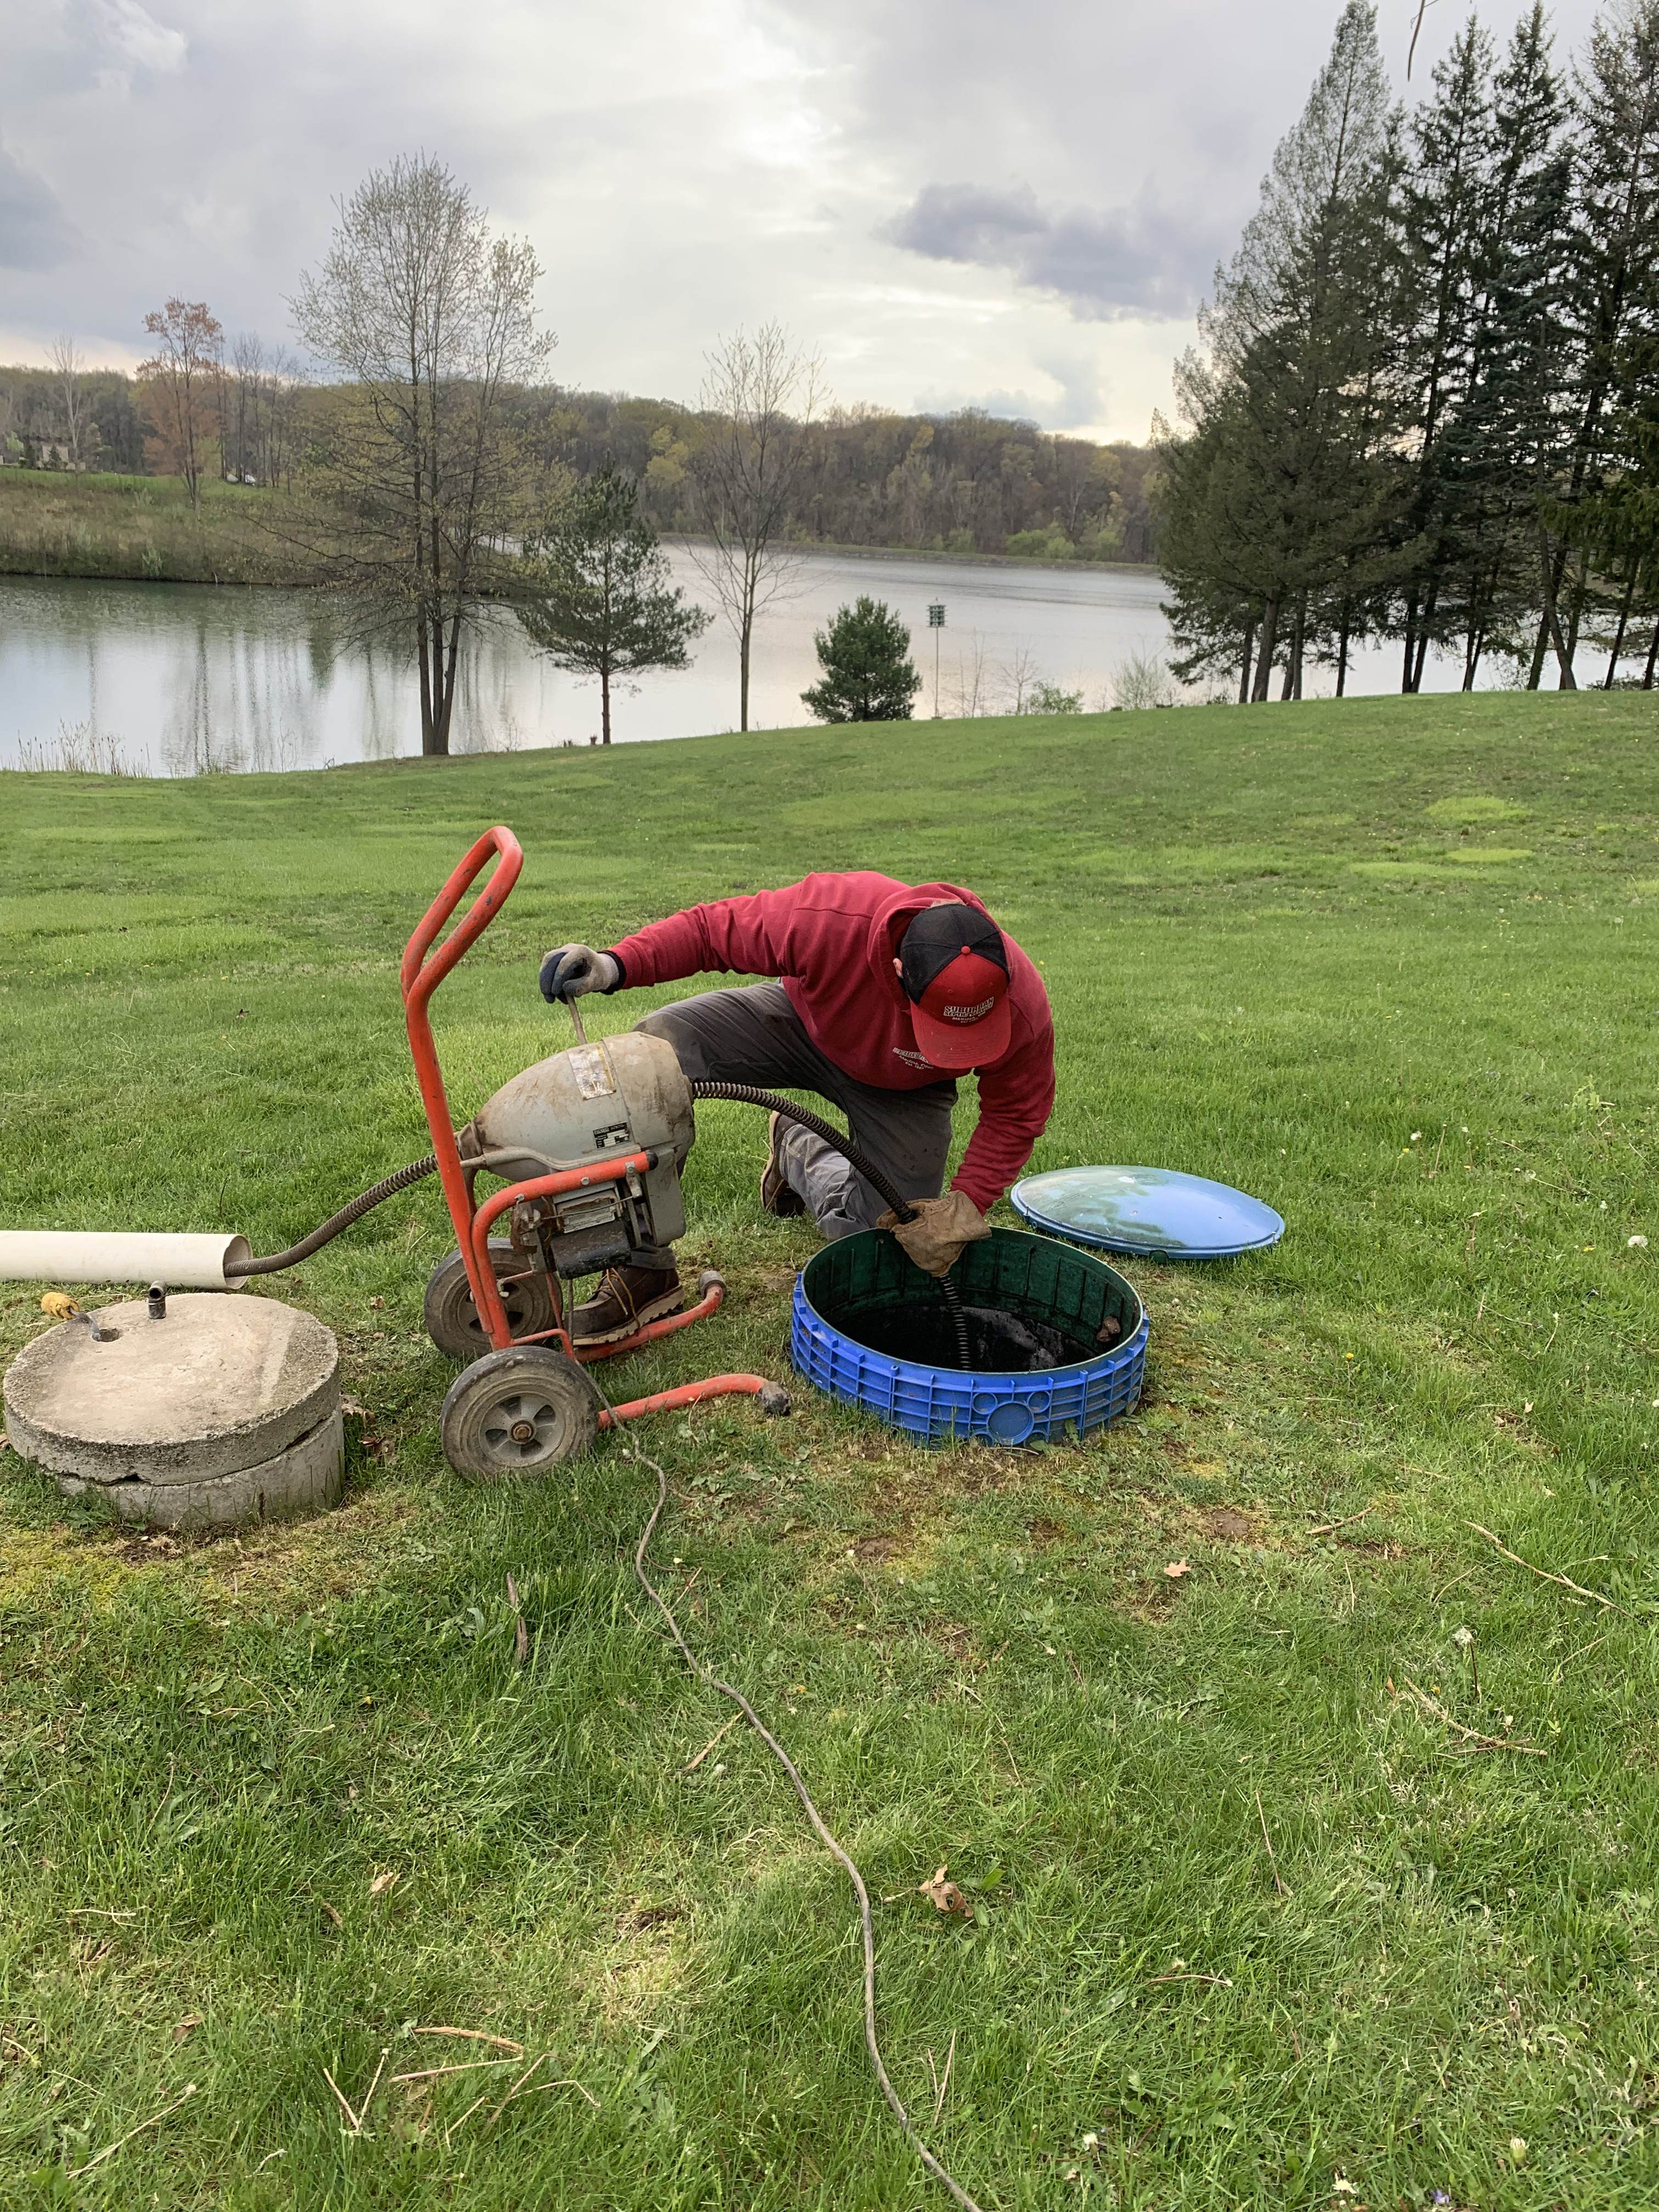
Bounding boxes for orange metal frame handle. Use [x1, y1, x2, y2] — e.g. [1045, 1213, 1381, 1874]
[401, 826, 525, 1340]
[402, 827, 787, 1429]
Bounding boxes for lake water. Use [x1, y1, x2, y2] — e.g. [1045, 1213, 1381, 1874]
[1, 548, 1472, 775]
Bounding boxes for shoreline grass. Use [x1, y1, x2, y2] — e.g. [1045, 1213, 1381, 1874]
[0, 469, 1160, 591]
[3, 692, 1659, 2207]
[0, 469, 324, 586]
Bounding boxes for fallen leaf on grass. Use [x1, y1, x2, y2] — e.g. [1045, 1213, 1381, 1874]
[1164, 1559, 1192, 1579]
[369, 1871, 399, 1898]
[918, 1865, 974, 1921]
[320, 1901, 343, 1929]
[173, 2015, 202, 2042]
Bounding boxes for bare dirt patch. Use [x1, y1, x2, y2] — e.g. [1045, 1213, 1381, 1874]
[1204, 1507, 1255, 1543]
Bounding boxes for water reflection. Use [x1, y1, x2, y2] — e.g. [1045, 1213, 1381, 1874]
[1, 552, 1469, 777]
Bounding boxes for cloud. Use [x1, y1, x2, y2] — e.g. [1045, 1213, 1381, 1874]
[883, 179, 1212, 320]
[0, 151, 85, 272]
[88, 0, 189, 85]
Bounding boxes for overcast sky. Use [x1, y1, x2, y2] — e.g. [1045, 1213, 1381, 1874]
[1, 0, 1607, 442]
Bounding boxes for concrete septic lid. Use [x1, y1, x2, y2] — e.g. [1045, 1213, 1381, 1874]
[3, 1293, 340, 1485]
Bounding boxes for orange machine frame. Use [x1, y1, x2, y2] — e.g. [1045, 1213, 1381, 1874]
[400, 826, 775, 1430]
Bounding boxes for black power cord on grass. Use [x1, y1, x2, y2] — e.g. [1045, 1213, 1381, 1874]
[584, 1359, 991, 2212]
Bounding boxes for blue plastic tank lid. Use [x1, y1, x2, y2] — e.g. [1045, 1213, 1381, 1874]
[1010, 1166, 1285, 1260]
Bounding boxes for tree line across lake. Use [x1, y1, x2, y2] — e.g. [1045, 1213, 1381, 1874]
[1161, 0, 1659, 697]
[1, 225, 1157, 752]
[0, 359, 1157, 569]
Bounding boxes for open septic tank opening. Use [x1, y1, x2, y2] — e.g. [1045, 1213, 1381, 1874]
[792, 1226, 1146, 1446]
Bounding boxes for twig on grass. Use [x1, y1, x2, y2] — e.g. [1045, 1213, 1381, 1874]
[411, 2027, 524, 2054]
[503, 2074, 600, 2111]
[1400, 1677, 1545, 1755]
[323, 2067, 359, 2131]
[1465, 1522, 1621, 1611]
[1307, 1505, 1374, 1538]
[486, 2053, 548, 2127]
[445, 2055, 548, 2148]
[685, 1713, 742, 1773]
[143, 1753, 176, 1838]
[1254, 1790, 1288, 1898]
[354, 2048, 391, 2132]
[507, 1575, 529, 1668]
[392, 2058, 522, 2085]
[933, 2028, 956, 2124]
[69, 2080, 197, 2175]
[1147, 1971, 1233, 1988]
[1550, 1632, 1609, 1682]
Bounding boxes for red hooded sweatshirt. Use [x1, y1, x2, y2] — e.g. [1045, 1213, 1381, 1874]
[607, 872, 1054, 1211]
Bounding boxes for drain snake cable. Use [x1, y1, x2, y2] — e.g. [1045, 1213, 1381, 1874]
[584, 1355, 990, 2212]
[224, 1088, 976, 1376]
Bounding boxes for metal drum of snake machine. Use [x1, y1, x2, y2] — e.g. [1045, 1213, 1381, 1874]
[1010, 1166, 1285, 1262]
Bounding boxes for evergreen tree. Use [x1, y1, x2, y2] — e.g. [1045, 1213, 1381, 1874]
[1438, 2, 1574, 686]
[516, 464, 710, 744]
[1393, 18, 1495, 690]
[1160, 2, 1404, 700]
[801, 597, 920, 722]
[1542, 0, 1659, 684]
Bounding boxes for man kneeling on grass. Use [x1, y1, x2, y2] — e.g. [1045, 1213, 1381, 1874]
[538, 871, 1056, 1346]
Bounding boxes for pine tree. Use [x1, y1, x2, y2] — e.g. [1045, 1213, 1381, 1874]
[517, 464, 710, 744]
[801, 597, 920, 722]
[1393, 18, 1495, 691]
[1538, 0, 1659, 684]
[1441, 2, 1574, 687]
[1160, 1, 1404, 701]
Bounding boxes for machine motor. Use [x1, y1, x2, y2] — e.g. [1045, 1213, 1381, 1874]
[455, 1031, 695, 1280]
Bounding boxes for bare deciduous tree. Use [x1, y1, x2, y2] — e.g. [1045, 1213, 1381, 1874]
[1000, 637, 1042, 714]
[951, 629, 994, 716]
[292, 154, 554, 755]
[49, 335, 88, 471]
[223, 334, 307, 488]
[687, 324, 821, 731]
[138, 300, 224, 512]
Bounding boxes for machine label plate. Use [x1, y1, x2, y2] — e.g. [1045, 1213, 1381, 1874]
[568, 1046, 616, 1100]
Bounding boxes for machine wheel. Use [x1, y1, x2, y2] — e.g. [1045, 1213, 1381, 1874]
[424, 1242, 555, 1362]
[439, 1345, 597, 1480]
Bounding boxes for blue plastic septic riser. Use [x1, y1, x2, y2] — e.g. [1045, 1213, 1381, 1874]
[791, 1227, 1147, 1446]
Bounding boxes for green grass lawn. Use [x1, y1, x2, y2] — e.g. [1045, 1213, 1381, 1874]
[3, 692, 1659, 2210]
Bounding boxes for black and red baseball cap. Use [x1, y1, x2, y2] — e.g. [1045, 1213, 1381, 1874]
[899, 904, 1012, 1068]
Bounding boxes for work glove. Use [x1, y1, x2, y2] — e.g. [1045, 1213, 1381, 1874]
[539, 943, 621, 1002]
[876, 1190, 992, 1277]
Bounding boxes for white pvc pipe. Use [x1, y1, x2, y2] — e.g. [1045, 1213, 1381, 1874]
[0, 1232, 252, 1291]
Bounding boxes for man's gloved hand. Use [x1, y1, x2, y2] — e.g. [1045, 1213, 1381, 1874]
[876, 1189, 992, 1277]
[539, 944, 621, 1003]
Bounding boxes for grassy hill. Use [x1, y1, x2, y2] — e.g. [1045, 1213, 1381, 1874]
[0, 469, 323, 585]
[3, 692, 1659, 2208]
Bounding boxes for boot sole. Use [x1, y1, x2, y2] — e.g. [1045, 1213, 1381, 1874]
[571, 1288, 686, 1346]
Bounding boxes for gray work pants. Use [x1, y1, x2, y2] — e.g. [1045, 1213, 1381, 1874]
[635, 981, 957, 1239]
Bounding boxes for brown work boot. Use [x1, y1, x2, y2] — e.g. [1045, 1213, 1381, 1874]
[571, 1263, 684, 1346]
[760, 1110, 806, 1217]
